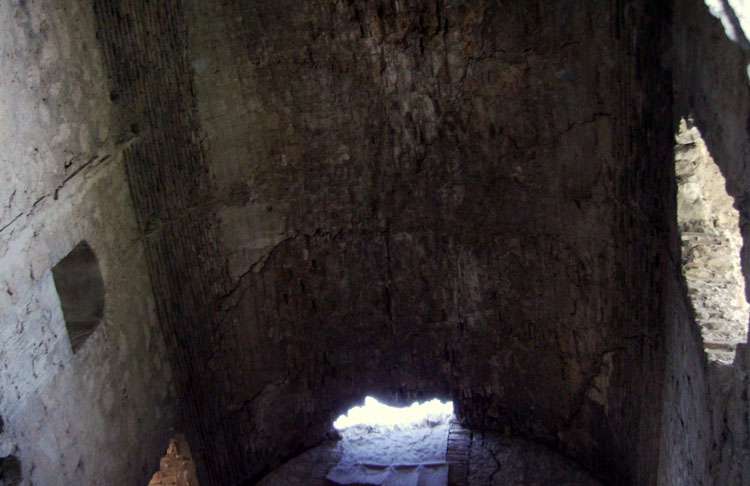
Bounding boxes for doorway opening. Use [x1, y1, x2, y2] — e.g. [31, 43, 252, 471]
[675, 117, 749, 363]
[327, 396, 454, 485]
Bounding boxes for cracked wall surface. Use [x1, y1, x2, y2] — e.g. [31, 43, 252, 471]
[105, 1, 674, 484]
[0, 0, 176, 484]
[5, 0, 748, 485]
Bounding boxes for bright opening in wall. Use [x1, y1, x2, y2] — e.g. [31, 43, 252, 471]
[676, 118, 750, 363]
[333, 396, 454, 430]
[327, 397, 454, 485]
[51, 241, 105, 353]
[704, 0, 750, 48]
[702, 1, 750, 81]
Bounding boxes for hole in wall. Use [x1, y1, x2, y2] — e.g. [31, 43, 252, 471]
[327, 396, 454, 485]
[676, 117, 750, 363]
[0, 455, 21, 486]
[333, 396, 454, 431]
[51, 241, 105, 353]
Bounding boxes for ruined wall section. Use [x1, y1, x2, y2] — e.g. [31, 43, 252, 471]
[187, 2, 672, 484]
[0, 1, 175, 484]
[675, 120, 748, 363]
[666, 0, 750, 484]
[674, 0, 750, 284]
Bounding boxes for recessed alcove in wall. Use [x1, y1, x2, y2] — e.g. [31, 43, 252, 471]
[51, 241, 105, 353]
[675, 118, 750, 363]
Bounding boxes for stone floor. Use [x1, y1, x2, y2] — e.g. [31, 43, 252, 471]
[256, 441, 343, 486]
[256, 422, 602, 486]
[465, 433, 602, 486]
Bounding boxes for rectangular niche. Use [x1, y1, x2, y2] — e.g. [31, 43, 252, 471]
[51, 241, 105, 352]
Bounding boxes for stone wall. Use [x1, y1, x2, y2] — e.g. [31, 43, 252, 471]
[36, 0, 750, 484]
[167, 1, 672, 484]
[4, 1, 744, 485]
[664, 0, 750, 484]
[658, 273, 712, 486]
[675, 119, 748, 363]
[92, 1, 242, 482]
[0, 0, 175, 484]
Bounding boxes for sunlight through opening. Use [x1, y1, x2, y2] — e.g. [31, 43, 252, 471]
[704, 0, 750, 45]
[333, 396, 454, 430]
[328, 397, 455, 484]
[676, 118, 750, 363]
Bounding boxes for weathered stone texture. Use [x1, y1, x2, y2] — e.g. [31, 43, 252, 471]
[5, 0, 748, 485]
[676, 119, 748, 363]
[446, 420, 471, 486]
[0, 1, 175, 485]
[657, 273, 712, 486]
[668, 0, 750, 485]
[466, 432, 603, 486]
[708, 344, 750, 485]
[177, 1, 671, 484]
[92, 1, 242, 482]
